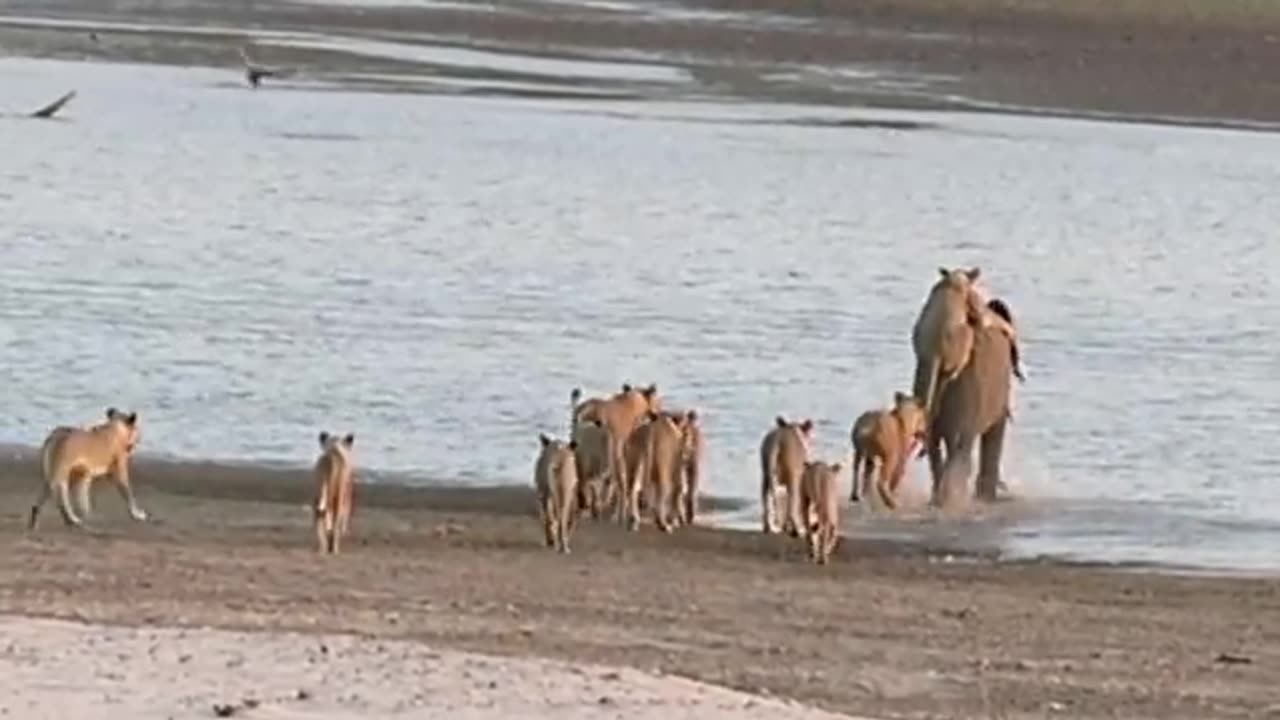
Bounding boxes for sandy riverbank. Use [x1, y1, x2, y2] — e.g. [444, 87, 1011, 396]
[0, 615, 866, 720]
[2, 454, 1278, 719]
[1, 0, 1280, 126]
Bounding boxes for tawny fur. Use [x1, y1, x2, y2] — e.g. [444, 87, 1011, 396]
[29, 408, 144, 530]
[799, 460, 843, 565]
[758, 415, 814, 536]
[569, 418, 611, 519]
[622, 411, 692, 532]
[534, 433, 580, 553]
[313, 431, 356, 555]
[911, 267, 988, 423]
[570, 383, 661, 523]
[850, 392, 928, 509]
[676, 410, 704, 526]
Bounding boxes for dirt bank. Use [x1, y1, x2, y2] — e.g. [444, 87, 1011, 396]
[1, 0, 1279, 126]
[1, 455, 1277, 720]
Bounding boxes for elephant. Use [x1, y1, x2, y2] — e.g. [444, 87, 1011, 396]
[924, 298, 1023, 506]
[910, 267, 989, 423]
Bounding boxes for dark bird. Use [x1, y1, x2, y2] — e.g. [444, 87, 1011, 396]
[239, 46, 290, 88]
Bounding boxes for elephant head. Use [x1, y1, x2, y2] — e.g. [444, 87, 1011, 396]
[910, 266, 988, 422]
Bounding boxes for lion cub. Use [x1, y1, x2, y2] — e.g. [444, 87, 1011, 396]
[535, 433, 580, 553]
[799, 460, 844, 564]
[313, 431, 356, 555]
[850, 392, 927, 509]
[758, 415, 814, 536]
[29, 407, 144, 530]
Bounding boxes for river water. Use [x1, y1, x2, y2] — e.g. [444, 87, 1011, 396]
[3, 57, 1278, 572]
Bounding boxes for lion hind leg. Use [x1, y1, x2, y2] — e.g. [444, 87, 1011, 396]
[54, 472, 84, 528]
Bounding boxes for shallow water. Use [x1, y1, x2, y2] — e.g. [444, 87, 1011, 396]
[3, 57, 1279, 572]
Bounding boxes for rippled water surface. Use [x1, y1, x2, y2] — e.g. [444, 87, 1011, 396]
[3, 58, 1279, 571]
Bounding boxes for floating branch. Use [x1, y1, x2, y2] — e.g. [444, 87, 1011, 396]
[30, 90, 77, 119]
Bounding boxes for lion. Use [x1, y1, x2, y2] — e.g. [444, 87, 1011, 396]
[758, 415, 813, 536]
[675, 409, 704, 526]
[622, 410, 693, 533]
[313, 431, 356, 555]
[570, 383, 661, 523]
[850, 392, 928, 509]
[570, 418, 611, 519]
[29, 407, 144, 530]
[799, 460, 843, 565]
[534, 433, 580, 553]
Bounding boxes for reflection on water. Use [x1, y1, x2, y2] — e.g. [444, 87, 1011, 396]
[2, 57, 1279, 572]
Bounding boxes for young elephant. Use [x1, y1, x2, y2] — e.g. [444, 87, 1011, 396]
[534, 433, 580, 553]
[850, 392, 927, 509]
[30, 407, 145, 530]
[623, 411, 693, 533]
[313, 431, 356, 555]
[758, 415, 814, 536]
[799, 460, 843, 565]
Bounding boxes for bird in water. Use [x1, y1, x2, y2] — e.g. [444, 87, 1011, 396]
[239, 46, 288, 88]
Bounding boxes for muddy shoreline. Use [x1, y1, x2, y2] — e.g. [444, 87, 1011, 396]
[2, 0, 1280, 127]
[2, 454, 1279, 718]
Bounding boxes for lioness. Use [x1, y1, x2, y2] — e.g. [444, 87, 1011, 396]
[850, 392, 928, 509]
[623, 410, 692, 532]
[534, 433, 580, 553]
[313, 431, 356, 555]
[675, 409, 704, 527]
[758, 415, 813, 536]
[800, 460, 843, 565]
[570, 383, 661, 523]
[570, 418, 611, 519]
[29, 407, 144, 530]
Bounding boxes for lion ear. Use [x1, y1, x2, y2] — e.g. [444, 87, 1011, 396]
[686, 409, 698, 422]
[937, 267, 949, 278]
[342, 433, 354, 448]
[106, 407, 119, 419]
[966, 266, 982, 282]
[800, 419, 814, 433]
[567, 440, 578, 451]
[539, 433, 551, 448]
[621, 383, 633, 393]
[318, 431, 330, 448]
[643, 384, 657, 397]
[893, 391, 909, 404]
[126, 412, 138, 426]
[775, 415, 787, 428]
[831, 462, 843, 474]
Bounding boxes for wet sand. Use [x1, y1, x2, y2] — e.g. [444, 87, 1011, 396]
[2, 455, 1278, 719]
[2, 0, 1280, 125]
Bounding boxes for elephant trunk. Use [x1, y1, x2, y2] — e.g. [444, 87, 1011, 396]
[913, 354, 942, 423]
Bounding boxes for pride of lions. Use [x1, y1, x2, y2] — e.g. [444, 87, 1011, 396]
[26, 267, 1023, 564]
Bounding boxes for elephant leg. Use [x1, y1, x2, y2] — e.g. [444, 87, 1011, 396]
[926, 436, 945, 507]
[938, 435, 976, 510]
[975, 414, 1008, 502]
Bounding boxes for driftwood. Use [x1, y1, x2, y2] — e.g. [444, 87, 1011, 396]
[30, 90, 77, 119]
